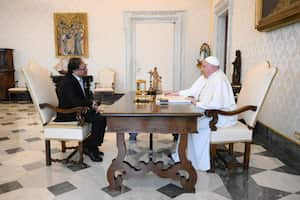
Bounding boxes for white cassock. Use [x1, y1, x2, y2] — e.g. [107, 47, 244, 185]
[171, 69, 237, 171]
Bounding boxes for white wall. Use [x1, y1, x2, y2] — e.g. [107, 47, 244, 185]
[0, 0, 211, 91]
[228, 0, 300, 142]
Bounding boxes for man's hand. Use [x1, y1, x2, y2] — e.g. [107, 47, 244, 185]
[92, 100, 101, 111]
[164, 91, 179, 96]
[188, 96, 196, 105]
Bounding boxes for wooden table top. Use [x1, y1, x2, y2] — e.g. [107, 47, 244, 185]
[101, 92, 203, 117]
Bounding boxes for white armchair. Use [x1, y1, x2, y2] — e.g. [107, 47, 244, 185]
[22, 61, 90, 166]
[205, 61, 277, 170]
[94, 68, 116, 94]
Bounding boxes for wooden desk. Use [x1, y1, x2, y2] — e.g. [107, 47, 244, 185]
[101, 92, 203, 192]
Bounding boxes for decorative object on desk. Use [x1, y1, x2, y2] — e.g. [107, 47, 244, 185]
[256, 0, 300, 32]
[54, 57, 68, 75]
[197, 43, 211, 68]
[148, 66, 162, 95]
[134, 94, 155, 103]
[232, 50, 241, 85]
[136, 79, 146, 95]
[54, 13, 88, 57]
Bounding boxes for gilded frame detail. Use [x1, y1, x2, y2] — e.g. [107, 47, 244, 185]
[54, 13, 88, 57]
[256, 0, 300, 32]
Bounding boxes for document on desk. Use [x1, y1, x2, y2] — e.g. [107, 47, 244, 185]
[156, 95, 191, 104]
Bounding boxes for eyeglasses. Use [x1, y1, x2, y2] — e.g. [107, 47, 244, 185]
[78, 63, 88, 71]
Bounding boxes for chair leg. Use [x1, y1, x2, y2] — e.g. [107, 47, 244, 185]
[61, 141, 66, 152]
[45, 140, 51, 166]
[210, 144, 217, 172]
[243, 142, 251, 169]
[78, 141, 84, 164]
[229, 143, 234, 155]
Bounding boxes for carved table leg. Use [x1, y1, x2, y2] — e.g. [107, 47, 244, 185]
[177, 134, 197, 192]
[107, 132, 126, 191]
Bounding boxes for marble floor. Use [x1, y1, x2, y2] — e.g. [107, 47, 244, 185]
[0, 102, 299, 200]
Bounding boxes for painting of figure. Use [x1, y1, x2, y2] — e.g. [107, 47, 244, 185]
[256, 0, 300, 31]
[54, 13, 88, 57]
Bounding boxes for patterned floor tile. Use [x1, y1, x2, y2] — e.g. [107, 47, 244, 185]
[237, 154, 285, 170]
[214, 185, 232, 199]
[278, 194, 300, 200]
[0, 137, 9, 142]
[47, 181, 76, 196]
[1, 122, 14, 126]
[157, 183, 186, 198]
[22, 161, 44, 171]
[0, 102, 299, 200]
[272, 165, 300, 176]
[24, 137, 41, 142]
[252, 170, 300, 193]
[5, 147, 24, 154]
[66, 163, 90, 172]
[11, 129, 26, 133]
[102, 185, 131, 197]
[0, 181, 22, 194]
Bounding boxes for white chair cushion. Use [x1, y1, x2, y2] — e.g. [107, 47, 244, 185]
[44, 121, 91, 140]
[210, 121, 252, 144]
[94, 87, 114, 92]
[8, 87, 28, 92]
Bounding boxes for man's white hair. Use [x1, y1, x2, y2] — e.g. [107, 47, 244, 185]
[205, 56, 220, 67]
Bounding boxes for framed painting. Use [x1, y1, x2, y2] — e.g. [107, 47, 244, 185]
[54, 13, 88, 57]
[256, 0, 300, 32]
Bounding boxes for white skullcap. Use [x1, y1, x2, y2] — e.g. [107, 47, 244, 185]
[205, 56, 220, 66]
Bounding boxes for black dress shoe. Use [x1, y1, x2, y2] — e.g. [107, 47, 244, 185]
[98, 151, 104, 156]
[83, 148, 103, 162]
[93, 148, 104, 156]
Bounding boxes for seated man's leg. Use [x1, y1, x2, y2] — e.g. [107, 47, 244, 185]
[84, 111, 106, 161]
[129, 132, 137, 142]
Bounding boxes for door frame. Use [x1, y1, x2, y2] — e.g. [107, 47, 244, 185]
[124, 10, 185, 91]
[213, 0, 233, 79]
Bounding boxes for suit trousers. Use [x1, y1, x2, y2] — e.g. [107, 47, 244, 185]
[84, 110, 106, 150]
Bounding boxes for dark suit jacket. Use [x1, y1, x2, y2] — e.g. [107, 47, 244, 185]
[55, 73, 93, 122]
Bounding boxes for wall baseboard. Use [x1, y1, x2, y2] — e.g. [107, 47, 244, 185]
[253, 121, 300, 171]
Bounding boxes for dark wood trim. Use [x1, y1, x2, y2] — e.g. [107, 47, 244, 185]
[243, 142, 251, 169]
[61, 141, 66, 152]
[45, 140, 51, 166]
[205, 105, 257, 131]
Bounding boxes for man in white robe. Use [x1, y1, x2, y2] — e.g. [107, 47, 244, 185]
[166, 56, 237, 171]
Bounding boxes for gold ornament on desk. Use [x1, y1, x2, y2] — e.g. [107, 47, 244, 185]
[134, 66, 162, 103]
[136, 79, 146, 95]
[148, 66, 162, 95]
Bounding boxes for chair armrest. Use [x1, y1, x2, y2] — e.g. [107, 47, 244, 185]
[204, 105, 257, 131]
[39, 103, 89, 126]
[94, 82, 100, 88]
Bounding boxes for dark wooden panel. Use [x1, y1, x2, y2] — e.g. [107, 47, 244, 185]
[0, 49, 14, 100]
[106, 116, 198, 134]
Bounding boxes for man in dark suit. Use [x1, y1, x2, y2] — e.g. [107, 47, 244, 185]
[55, 57, 106, 162]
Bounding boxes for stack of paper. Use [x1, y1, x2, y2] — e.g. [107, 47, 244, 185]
[156, 95, 191, 104]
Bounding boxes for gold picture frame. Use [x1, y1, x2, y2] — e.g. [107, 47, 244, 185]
[54, 13, 88, 57]
[255, 0, 300, 32]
